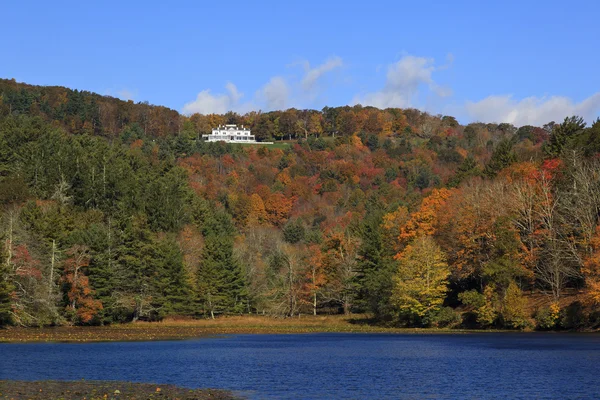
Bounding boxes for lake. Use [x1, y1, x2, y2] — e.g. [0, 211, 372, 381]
[1, 333, 599, 399]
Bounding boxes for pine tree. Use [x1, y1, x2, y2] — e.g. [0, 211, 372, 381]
[543, 116, 586, 157]
[355, 214, 389, 316]
[197, 236, 245, 318]
[153, 236, 192, 316]
[0, 259, 14, 325]
[484, 139, 516, 178]
[195, 201, 246, 318]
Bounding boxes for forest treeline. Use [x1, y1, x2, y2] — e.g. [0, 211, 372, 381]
[1, 78, 600, 330]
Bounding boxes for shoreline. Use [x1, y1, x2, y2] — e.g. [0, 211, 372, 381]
[0, 380, 237, 400]
[0, 315, 594, 344]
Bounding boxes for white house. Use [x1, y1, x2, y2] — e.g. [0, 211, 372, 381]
[202, 124, 267, 143]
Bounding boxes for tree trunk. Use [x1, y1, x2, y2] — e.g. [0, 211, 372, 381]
[48, 240, 56, 300]
[6, 213, 13, 269]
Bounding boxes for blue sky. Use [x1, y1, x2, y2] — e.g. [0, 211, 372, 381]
[3, 0, 600, 125]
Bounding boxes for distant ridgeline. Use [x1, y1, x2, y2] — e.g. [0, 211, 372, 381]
[1, 77, 600, 331]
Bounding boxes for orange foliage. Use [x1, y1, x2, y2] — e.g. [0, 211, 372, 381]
[130, 139, 144, 150]
[300, 244, 327, 312]
[583, 225, 600, 305]
[498, 161, 538, 184]
[61, 245, 103, 323]
[382, 206, 409, 252]
[398, 188, 453, 246]
[247, 194, 269, 226]
[276, 170, 291, 186]
[264, 193, 295, 226]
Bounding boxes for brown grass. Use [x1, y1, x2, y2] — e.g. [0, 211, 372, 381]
[524, 288, 587, 314]
[3, 293, 585, 344]
[0, 314, 476, 343]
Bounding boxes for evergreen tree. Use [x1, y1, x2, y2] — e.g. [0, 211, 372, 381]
[544, 116, 586, 157]
[283, 220, 305, 244]
[71, 221, 116, 323]
[354, 213, 396, 318]
[484, 139, 516, 178]
[195, 200, 246, 317]
[0, 259, 14, 325]
[448, 155, 480, 187]
[153, 236, 192, 316]
[113, 217, 157, 321]
[197, 235, 246, 318]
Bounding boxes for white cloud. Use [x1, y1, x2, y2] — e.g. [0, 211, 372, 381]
[182, 82, 251, 115]
[182, 55, 343, 114]
[116, 89, 135, 101]
[353, 55, 451, 109]
[465, 93, 600, 126]
[225, 82, 242, 104]
[105, 88, 137, 101]
[260, 76, 290, 110]
[301, 56, 343, 91]
[183, 78, 290, 115]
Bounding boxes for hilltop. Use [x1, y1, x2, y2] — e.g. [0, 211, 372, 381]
[1, 78, 600, 331]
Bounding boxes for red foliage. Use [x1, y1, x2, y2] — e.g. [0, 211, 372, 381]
[13, 245, 41, 279]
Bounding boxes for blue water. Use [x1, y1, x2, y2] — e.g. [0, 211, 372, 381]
[1, 333, 599, 399]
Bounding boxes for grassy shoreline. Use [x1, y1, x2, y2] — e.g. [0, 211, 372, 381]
[0, 315, 581, 344]
[0, 380, 237, 400]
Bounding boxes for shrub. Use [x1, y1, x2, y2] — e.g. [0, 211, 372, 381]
[587, 310, 600, 329]
[534, 303, 560, 330]
[560, 301, 587, 330]
[427, 307, 462, 328]
[501, 282, 531, 330]
[459, 286, 498, 327]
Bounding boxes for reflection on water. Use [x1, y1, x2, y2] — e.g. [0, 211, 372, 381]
[1, 333, 599, 399]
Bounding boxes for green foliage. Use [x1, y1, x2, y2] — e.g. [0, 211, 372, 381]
[448, 155, 480, 187]
[365, 134, 379, 151]
[534, 303, 560, 330]
[559, 301, 587, 330]
[152, 236, 193, 316]
[426, 306, 462, 328]
[0, 261, 14, 326]
[544, 116, 586, 157]
[354, 213, 396, 318]
[463, 125, 477, 148]
[459, 287, 498, 327]
[570, 118, 600, 156]
[3, 78, 600, 331]
[482, 218, 529, 289]
[145, 167, 191, 232]
[283, 220, 305, 244]
[196, 204, 246, 317]
[484, 139, 516, 177]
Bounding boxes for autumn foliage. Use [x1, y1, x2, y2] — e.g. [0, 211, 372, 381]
[2, 78, 600, 330]
[61, 246, 103, 324]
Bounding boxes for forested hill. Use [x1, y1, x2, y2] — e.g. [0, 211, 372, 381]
[1, 78, 600, 330]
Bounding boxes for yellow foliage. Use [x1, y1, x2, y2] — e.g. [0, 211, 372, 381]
[391, 236, 450, 320]
[247, 194, 268, 226]
[502, 281, 530, 329]
[276, 170, 291, 186]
